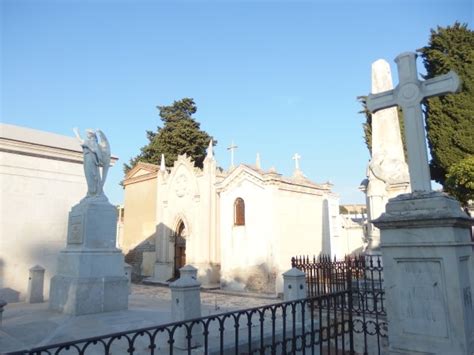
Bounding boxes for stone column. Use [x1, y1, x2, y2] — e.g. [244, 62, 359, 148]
[283, 268, 307, 324]
[374, 192, 474, 355]
[170, 265, 202, 350]
[26, 265, 45, 303]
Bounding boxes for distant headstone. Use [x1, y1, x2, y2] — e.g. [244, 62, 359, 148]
[49, 129, 128, 315]
[26, 265, 45, 303]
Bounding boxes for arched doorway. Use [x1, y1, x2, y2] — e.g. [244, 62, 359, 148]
[173, 220, 187, 278]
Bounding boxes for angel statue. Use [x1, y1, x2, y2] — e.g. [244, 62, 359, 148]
[73, 128, 111, 198]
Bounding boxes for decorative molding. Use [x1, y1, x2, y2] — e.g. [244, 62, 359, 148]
[0, 140, 84, 164]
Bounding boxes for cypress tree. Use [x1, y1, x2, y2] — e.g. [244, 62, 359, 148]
[125, 98, 216, 173]
[418, 22, 474, 204]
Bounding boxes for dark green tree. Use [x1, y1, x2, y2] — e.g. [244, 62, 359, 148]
[125, 98, 216, 173]
[418, 22, 474, 203]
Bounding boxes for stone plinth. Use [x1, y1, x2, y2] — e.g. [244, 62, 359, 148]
[170, 266, 202, 349]
[49, 197, 128, 315]
[374, 192, 474, 355]
[282, 267, 306, 301]
[283, 268, 307, 324]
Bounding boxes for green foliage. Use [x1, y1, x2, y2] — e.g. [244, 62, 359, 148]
[358, 96, 372, 154]
[124, 98, 216, 173]
[418, 22, 474, 200]
[445, 156, 474, 205]
[358, 96, 406, 159]
[339, 205, 349, 214]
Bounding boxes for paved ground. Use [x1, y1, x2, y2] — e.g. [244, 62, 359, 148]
[0, 284, 279, 354]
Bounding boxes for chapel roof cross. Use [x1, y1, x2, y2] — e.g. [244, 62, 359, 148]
[227, 141, 238, 168]
[366, 52, 460, 192]
[292, 153, 301, 171]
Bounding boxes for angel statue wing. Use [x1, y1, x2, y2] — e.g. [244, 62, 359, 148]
[96, 130, 111, 187]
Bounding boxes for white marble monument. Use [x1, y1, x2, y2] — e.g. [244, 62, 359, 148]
[364, 59, 411, 252]
[49, 129, 128, 315]
[368, 52, 473, 355]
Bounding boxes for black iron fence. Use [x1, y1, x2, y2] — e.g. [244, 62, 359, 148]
[291, 254, 387, 355]
[9, 291, 355, 355]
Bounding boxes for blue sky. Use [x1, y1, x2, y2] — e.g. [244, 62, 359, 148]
[1, 0, 471, 205]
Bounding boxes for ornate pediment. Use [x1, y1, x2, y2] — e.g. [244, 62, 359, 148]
[216, 164, 266, 192]
[123, 162, 159, 185]
[167, 154, 201, 200]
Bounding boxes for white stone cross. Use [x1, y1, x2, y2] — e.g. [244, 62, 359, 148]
[227, 141, 238, 168]
[366, 52, 460, 192]
[292, 153, 301, 171]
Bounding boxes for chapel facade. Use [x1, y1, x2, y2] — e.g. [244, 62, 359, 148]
[121, 143, 341, 294]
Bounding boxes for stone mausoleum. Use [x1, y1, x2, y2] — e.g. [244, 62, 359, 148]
[121, 142, 353, 294]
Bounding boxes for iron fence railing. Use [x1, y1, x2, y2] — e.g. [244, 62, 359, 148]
[8, 291, 355, 355]
[291, 254, 387, 355]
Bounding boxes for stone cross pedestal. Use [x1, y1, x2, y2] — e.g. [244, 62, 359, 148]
[374, 193, 473, 354]
[49, 196, 129, 315]
[367, 52, 460, 192]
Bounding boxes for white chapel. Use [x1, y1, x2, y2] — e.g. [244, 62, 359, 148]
[121, 142, 344, 294]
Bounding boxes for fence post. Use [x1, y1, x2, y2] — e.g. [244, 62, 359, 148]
[283, 267, 307, 325]
[26, 265, 45, 303]
[346, 258, 355, 354]
[169, 265, 202, 350]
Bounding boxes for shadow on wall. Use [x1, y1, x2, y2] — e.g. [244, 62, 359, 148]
[321, 199, 331, 255]
[124, 234, 156, 282]
[221, 262, 277, 294]
[25, 241, 62, 301]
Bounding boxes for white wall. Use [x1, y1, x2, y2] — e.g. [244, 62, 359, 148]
[330, 216, 366, 258]
[0, 151, 86, 300]
[219, 179, 276, 292]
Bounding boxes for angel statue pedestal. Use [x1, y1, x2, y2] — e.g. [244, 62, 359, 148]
[49, 129, 128, 315]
